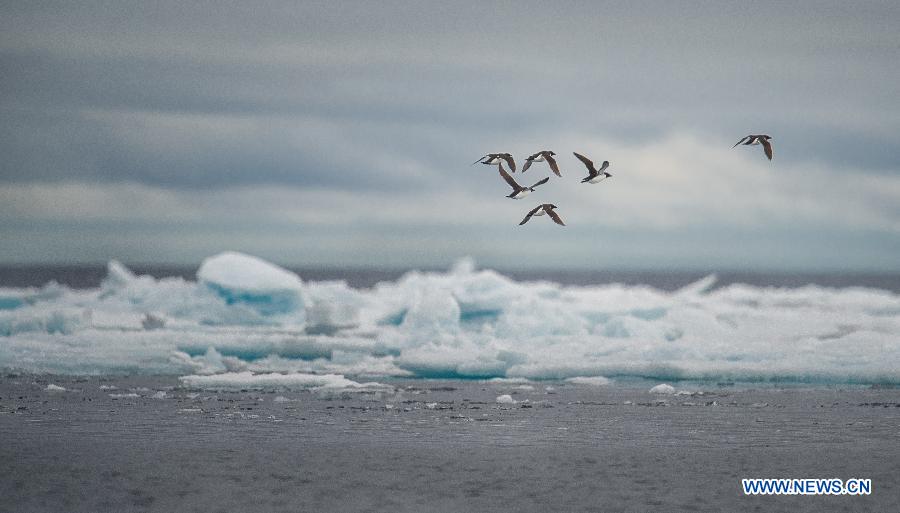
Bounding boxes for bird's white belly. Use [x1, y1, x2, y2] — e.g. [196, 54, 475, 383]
[588, 175, 609, 184]
[531, 155, 545, 162]
[532, 208, 545, 215]
[512, 190, 530, 199]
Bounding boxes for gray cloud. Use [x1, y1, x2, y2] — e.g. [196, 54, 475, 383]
[1, 1, 899, 268]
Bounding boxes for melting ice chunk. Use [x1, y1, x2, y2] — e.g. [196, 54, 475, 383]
[649, 383, 676, 394]
[178, 371, 386, 391]
[565, 376, 612, 386]
[198, 252, 304, 316]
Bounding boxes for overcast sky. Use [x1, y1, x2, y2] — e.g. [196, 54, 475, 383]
[1, 1, 898, 271]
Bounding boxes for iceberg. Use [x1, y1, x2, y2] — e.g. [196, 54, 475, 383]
[495, 394, 516, 404]
[198, 252, 304, 317]
[0, 308, 90, 336]
[0, 282, 63, 310]
[650, 384, 676, 394]
[0, 253, 899, 385]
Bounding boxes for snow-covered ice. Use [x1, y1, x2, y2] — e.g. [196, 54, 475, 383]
[650, 384, 676, 395]
[496, 394, 516, 404]
[178, 371, 387, 391]
[198, 252, 304, 316]
[1, 252, 899, 385]
[566, 376, 612, 386]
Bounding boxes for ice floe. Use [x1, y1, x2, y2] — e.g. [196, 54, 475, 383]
[0, 252, 898, 385]
[650, 384, 676, 394]
[566, 376, 612, 386]
[495, 394, 516, 404]
[198, 251, 304, 317]
[178, 371, 387, 391]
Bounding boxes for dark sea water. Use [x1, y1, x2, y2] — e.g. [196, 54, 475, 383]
[2, 377, 897, 513]
[3, 265, 900, 292]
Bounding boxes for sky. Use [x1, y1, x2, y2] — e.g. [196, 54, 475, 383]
[1, 1, 899, 271]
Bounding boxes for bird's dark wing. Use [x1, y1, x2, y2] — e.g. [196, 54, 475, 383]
[760, 138, 773, 160]
[546, 208, 566, 226]
[521, 159, 533, 173]
[472, 155, 488, 165]
[501, 154, 516, 172]
[519, 205, 543, 225]
[732, 136, 750, 148]
[529, 177, 550, 189]
[597, 160, 609, 172]
[498, 166, 522, 192]
[573, 152, 596, 173]
[545, 153, 562, 177]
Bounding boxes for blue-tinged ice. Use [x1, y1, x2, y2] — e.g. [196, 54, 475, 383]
[198, 251, 304, 317]
[0, 282, 63, 310]
[1, 253, 899, 385]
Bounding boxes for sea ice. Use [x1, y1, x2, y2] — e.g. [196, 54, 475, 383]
[1, 253, 899, 385]
[178, 371, 387, 391]
[496, 394, 516, 404]
[141, 313, 166, 330]
[198, 252, 304, 316]
[0, 309, 89, 336]
[566, 376, 612, 386]
[486, 377, 532, 384]
[650, 384, 676, 394]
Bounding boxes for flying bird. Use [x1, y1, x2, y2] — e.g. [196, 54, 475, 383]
[473, 153, 517, 172]
[521, 150, 562, 176]
[573, 152, 612, 183]
[519, 204, 565, 226]
[498, 166, 550, 199]
[732, 135, 773, 160]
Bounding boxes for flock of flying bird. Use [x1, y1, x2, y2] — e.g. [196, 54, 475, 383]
[473, 134, 774, 227]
